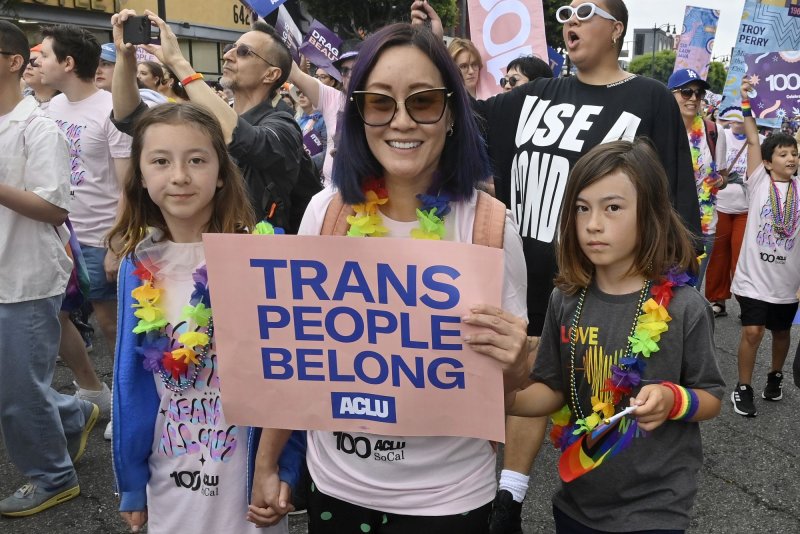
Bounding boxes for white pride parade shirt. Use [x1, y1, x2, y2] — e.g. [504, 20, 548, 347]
[298, 187, 527, 515]
[731, 164, 800, 304]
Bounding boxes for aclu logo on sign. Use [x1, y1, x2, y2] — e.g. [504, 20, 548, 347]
[331, 392, 397, 423]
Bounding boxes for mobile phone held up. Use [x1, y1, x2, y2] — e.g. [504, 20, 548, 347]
[123, 16, 152, 45]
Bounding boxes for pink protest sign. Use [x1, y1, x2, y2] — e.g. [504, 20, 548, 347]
[467, 0, 548, 99]
[203, 234, 507, 442]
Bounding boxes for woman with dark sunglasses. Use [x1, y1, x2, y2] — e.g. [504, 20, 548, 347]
[500, 55, 553, 93]
[22, 44, 59, 109]
[413, 1, 701, 534]
[248, 23, 529, 533]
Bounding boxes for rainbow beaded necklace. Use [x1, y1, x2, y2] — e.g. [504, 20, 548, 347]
[346, 177, 452, 239]
[767, 177, 799, 239]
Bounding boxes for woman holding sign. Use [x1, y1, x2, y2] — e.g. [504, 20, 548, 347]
[247, 23, 529, 532]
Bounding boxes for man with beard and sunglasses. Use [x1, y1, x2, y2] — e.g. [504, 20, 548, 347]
[109, 10, 320, 233]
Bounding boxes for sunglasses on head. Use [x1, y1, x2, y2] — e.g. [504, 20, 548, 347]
[500, 75, 523, 88]
[673, 87, 706, 100]
[223, 43, 275, 67]
[350, 88, 451, 127]
[556, 3, 618, 24]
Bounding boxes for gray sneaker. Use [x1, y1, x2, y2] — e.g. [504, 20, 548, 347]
[0, 481, 80, 517]
[73, 382, 111, 417]
[67, 402, 99, 464]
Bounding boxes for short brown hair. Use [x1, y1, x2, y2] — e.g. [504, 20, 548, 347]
[107, 103, 255, 259]
[555, 138, 697, 295]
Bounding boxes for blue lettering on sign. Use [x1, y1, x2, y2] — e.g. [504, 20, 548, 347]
[331, 392, 397, 423]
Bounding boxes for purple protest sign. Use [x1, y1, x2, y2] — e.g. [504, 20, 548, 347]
[242, 0, 288, 18]
[273, 5, 302, 64]
[299, 21, 342, 70]
[303, 130, 325, 157]
[744, 51, 800, 122]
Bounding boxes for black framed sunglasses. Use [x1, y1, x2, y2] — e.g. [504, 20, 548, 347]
[339, 66, 353, 78]
[223, 43, 275, 67]
[500, 75, 523, 88]
[27, 57, 38, 67]
[673, 87, 706, 100]
[350, 88, 452, 127]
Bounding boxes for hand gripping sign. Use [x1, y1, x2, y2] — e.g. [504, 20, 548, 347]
[203, 234, 506, 442]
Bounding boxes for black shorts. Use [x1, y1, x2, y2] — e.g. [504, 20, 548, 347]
[736, 295, 799, 331]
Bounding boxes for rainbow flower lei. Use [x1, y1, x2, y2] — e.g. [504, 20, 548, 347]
[549, 269, 692, 451]
[131, 262, 213, 392]
[130, 222, 281, 391]
[346, 177, 452, 239]
[690, 115, 721, 236]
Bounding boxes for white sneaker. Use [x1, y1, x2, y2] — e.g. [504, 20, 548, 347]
[73, 382, 111, 417]
[103, 421, 112, 441]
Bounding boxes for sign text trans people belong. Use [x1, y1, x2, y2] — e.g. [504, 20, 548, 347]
[203, 234, 506, 442]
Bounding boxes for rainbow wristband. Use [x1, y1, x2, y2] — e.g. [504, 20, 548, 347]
[670, 385, 692, 420]
[662, 381, 684, 419]
[741, 100, 752, 117]
[683, 388, 700, 420]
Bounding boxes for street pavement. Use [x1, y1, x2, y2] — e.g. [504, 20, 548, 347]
[1, 296, 799, 533]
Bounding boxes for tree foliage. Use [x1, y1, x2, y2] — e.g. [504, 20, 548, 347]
[706, 61, 727, 94]
[301, 0, 458, 39]
[628, 50, 676, 85]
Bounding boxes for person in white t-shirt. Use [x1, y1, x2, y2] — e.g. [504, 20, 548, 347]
[0, 20, 99, 518]
[248, 23, 530, 533]
[38, 25, 132, 364]
[730, 78, 800, 418]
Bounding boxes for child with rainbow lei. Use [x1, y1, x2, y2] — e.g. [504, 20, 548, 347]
[106, 103, 301, 534]
[508, 139, 724, 533]
[730, 77, 800, 418]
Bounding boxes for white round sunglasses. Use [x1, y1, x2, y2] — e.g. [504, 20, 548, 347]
[556, 3, 619, 24]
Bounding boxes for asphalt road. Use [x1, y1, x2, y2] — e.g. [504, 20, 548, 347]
[1, 295, 799, 533]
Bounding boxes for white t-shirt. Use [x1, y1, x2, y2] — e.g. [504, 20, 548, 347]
[299, 187, 528, 515]
[47, 90, 132, 247]
[731, 164, 800, 304]
[313, 82, 345, 185]
[716, 128, 762, 215]
[0, 96, 72, 303]
[137, 239, 287, 533]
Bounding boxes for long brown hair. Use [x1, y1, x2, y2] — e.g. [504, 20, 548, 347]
[555, 138, 697, 295]
[107, 103, 255, 258]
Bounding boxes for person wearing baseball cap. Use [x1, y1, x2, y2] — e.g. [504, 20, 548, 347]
[94, 43, 116, 91]
[669, 68, 724, 288]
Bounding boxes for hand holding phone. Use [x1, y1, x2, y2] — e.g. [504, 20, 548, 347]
[123, 15, 151, 45]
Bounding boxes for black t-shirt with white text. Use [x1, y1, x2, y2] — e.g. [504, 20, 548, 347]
[475, 75, 700, 335]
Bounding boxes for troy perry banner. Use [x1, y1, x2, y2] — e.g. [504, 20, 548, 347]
[203, 234, 506, 442]
[467, 0, 548, 98]
[743, 51, 800, 121]
[299, 20, 342, 72]
[722, 0, 800, 127]
[673, 6, 720, 78]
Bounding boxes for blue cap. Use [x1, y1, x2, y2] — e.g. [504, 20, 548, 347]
[100, 43, 116, 63]
[667, 68, 710, 90]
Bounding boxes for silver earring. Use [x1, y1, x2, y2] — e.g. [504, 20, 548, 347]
[447, 123, 454, 136]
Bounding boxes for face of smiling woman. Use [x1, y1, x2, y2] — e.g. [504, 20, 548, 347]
[362, 45, 451, 192]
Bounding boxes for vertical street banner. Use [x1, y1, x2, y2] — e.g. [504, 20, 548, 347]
[203, 234, 507, 442]
[242, 0, 289, 18]
[721, 0, 800, 128]
[467, 0, 548, 99]
[742, 51, 800, 122]
[273, 5, 303, 64]
[673, 6, 720, 78]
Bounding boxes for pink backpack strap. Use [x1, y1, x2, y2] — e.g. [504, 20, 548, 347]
[472, 190, 506, 249]
[320, 193, 354, 236]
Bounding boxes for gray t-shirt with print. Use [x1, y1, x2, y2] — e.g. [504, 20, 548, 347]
[533, 283, 725, 531]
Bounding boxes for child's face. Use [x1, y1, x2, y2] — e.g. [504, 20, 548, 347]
[140, 123, 222, 241]
[766, 144, 798, 181]
[575, 171, 638, 277]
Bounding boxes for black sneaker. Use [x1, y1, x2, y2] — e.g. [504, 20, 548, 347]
[731, 383, 757, 417]
[762, 371, 783, 401]
[489, 489, 523, 534]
